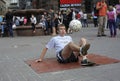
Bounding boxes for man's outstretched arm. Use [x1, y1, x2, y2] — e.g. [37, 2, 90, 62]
[36, 47, 48, 62]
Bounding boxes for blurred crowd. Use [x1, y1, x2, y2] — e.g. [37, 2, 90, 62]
[0, 0, 120, 37]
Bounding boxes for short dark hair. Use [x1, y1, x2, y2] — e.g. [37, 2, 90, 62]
[58, 24, 65, 28]
[57, 24, 66, 31]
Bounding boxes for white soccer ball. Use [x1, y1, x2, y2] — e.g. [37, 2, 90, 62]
[69, 19, 82, 31]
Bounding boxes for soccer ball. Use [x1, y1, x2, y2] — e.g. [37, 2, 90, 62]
[69, 19, 82, 31]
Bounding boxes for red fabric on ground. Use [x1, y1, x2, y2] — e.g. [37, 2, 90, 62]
[25, 54, 120, 74]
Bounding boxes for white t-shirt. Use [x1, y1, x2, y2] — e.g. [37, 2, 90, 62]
[30, 17, 37, 24]
[46, 35, 72, 54]
[83, 13, 87, 19]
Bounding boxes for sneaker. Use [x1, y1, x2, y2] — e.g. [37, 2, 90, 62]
[81, 43, 90, 56]
[81, 59, 95, 66]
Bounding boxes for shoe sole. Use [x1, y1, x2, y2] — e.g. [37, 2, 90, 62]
[81, 62, 96, 66]
[81, 43, 90, 55]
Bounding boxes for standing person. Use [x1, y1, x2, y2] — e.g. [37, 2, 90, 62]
[79, 9, 84, 27]
[96, 0, 108, 37]
[107, 6, 117, 37]
[52, 13, 59, 35]
[36, 24, 94, 65]
[5, 9, 14, 37]
[72, 9, 76, 20]
[30, 14, 37, 33]
[76, 11, 81, 21]
[0, 17, 6, 37]
[62, 10, 68, 31]
[49, 8, 55, 35]
[83, 12, 88, 27]
[43, 11, 49, 35]
[115, 0, 120, 29]
[92, 5, 99, 27]
[0, 15, 3, 34]
[39, 15, 47, 35]
[92, 11, 98, 27]
[66, 8, 73, 34]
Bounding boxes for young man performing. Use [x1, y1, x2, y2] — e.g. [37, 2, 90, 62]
[36, 24, 94, 65]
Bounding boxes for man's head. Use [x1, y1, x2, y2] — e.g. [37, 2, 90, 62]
[108, 6, 113, 11]
[57, 24, 66, 36]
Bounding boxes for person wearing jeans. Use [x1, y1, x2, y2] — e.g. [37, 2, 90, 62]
[30, 14, 37, 33]
[115, 0, 120, 29]
[107, 6, 117, 37]
[5, 10, 14, 37]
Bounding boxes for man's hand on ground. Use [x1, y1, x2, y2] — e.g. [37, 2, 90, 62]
[35, 59, 42, 62]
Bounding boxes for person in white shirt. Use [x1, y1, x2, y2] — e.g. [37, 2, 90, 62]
[83, 12, 88, 27]
[30, 14, 37, 33]
[36, 24, 94, 65]
[72, 9, 76, 20]
[79, 10, 84, 27]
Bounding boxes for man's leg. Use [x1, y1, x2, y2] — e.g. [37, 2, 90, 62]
[97, 16, 104, 36]
[1, 25, 4, 34]
[101, 16, 106, 36]
[8, 23, 13, 37]
[104, 15, 108, 29]
[61, 38, 88, 57]
[61, 38, 94, 65]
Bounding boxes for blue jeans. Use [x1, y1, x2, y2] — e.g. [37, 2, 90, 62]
[108, 19, 116, 36]
[116, 17, 120, 29]
[6, 22, 13, 37]
[1, 25, 4, 33]
[0, 24, 6, 34]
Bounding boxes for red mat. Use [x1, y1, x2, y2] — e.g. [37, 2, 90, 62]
[25, 54, 120, 74]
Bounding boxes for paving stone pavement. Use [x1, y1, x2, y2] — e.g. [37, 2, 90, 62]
[0, 26, 120, 81]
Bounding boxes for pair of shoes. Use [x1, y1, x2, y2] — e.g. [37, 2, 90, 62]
[97, 35, 101, 37]
[81, 59, 95, 66]
[101, 34, 106, 36]
[81, 43, 90, 56]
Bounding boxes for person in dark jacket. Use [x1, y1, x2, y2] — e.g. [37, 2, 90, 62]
[5, 9, 14, 37]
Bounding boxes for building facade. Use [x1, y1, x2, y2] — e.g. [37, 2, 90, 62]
[32, 0, 59, 10]
[2, 0, 120, 14]
[0, 0, 6, 15]
[32, 0, 119, 13]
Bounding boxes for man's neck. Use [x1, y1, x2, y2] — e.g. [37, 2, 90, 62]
[59, 34, 65, 37]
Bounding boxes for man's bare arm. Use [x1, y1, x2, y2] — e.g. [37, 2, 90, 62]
[96, 2, 103, 10]
[36, 47, 48, 62]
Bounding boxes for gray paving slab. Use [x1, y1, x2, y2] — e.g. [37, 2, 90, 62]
[0, 26, 120, 81]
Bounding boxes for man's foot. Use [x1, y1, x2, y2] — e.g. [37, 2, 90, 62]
[81, 59, 95, 66]
[81, 43, 90, 56]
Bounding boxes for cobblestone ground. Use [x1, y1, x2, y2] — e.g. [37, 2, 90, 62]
[0, 26, 120, 81]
